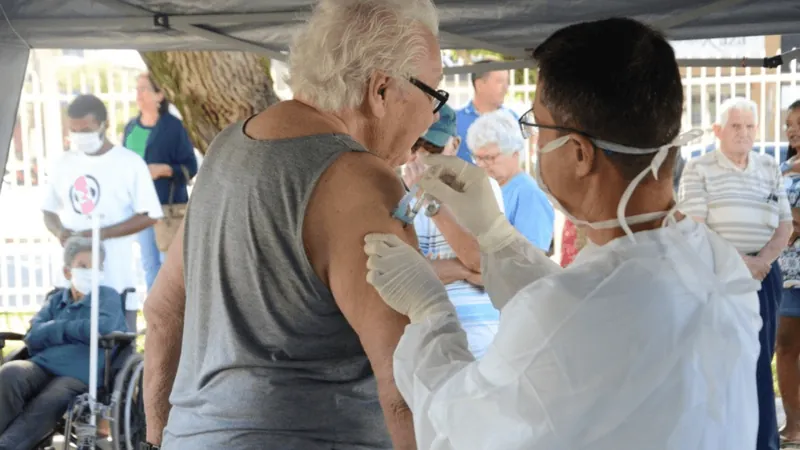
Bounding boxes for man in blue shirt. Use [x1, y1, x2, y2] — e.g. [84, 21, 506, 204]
[0, 236, 127, 449]
[467, 109, 555, 251]
[455, 60, 518, 163]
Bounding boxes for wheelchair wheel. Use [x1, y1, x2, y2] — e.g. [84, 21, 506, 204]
[111, 352, 146, 450]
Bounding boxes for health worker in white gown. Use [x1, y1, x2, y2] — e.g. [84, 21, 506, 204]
[363, 17, 763, 450]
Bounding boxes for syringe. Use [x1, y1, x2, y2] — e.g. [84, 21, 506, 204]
[392, 185, 431, 225]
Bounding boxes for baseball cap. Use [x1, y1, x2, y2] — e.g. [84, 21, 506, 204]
[422, 104, 457, 148]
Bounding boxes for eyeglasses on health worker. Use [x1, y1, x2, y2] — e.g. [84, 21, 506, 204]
[363, 17, 763, 450]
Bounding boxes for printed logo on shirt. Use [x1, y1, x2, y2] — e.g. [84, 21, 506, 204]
[70, 175, 101, 215]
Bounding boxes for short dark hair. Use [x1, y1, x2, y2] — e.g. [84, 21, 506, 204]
[790, 100, 800, 112]
[67, 94, 108, 125]
[533, 17, 684, 180]
[470, 59, 500, 88]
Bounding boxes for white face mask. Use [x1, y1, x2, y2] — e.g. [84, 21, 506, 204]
[69, 124, 105, 155]
[69, 268, 102, 296]
[534, 129, 702, 243]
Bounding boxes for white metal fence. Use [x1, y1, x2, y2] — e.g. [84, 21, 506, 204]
[1, 51, 800, 312]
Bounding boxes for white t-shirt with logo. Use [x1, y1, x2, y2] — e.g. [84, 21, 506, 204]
[42, 146, 163, 310]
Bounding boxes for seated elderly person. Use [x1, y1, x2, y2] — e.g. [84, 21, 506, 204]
[467, 109, 555, 251]
[0, 236, 127, 449]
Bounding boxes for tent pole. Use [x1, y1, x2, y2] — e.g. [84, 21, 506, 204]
[0, 46, 30, 197]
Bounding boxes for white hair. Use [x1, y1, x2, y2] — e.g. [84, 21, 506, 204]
[717, 97, 759, 127]
[286, 0, 439, 112]
[466, 110, 525, 155]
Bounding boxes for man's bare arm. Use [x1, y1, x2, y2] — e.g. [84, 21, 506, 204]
[759, 220, 793, 263]
[430, 206, 481, 272]
[304, 152, 417, 449]
[43, 211, 71, 244]
[430, 258, 471, 285]
[143, 220, 186, 445]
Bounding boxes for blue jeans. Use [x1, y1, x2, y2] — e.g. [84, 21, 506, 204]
[757, 261, 782, 450]
[138, 226, 165, 292]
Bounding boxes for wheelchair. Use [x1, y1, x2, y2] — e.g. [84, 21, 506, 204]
[0, 287, 147, 450]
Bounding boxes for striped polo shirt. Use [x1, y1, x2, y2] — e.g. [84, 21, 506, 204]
[678, 150, 791, 254]
[413, 178, 505, 359]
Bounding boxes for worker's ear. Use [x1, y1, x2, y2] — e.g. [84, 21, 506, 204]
[63, 266, 71, 281]
[570, 133, 596, 178]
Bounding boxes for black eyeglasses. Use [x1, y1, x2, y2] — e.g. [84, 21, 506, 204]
[519, 107, 613, 156]
[518, 108, 593, 140]
[409, 77, 449, 114]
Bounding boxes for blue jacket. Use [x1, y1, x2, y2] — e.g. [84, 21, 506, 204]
[25, 286, 128, 386]
[123, 113, 198, 205]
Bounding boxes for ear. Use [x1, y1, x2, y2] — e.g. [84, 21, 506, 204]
[366, 72, 392, 119]
[571, 133, 596, 178]
[63, 266, 71, 281]
[712, 124, 722, 140]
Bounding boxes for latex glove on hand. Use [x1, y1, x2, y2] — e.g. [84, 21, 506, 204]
[418, 153, 519, 252]
[365, 233, 456, 323]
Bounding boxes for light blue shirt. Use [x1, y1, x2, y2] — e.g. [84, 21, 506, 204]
[455, 101, 519, 163]
[502, 172, 555, 251]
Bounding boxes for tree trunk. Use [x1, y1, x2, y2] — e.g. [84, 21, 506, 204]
[139, 51, 281, 155]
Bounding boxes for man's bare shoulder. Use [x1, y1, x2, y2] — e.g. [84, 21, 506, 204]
[304, 149, 416, 286]
[317, 150, 406, 208]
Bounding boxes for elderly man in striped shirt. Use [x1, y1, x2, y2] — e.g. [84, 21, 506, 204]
[679, 97, 792, 450]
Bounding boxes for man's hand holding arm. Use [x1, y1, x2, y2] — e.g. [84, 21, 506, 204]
[143, 220, 186, 445]
[305, 153, 417, 449]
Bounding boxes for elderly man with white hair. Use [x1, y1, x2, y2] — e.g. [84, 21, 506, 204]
[141, 0, 444, 449]
[468, 109, 554, 251]
[679, 96, 792, 450]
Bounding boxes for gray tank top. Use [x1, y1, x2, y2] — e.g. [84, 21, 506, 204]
[162, 120, 392, 449]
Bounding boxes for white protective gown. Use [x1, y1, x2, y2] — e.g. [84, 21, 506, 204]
[394, 218, 762, 450]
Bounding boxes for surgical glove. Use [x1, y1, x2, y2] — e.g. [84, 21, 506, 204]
[418, 154, 520, 252]
[364, 233, 456, 323]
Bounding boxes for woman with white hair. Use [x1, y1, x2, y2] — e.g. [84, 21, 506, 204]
[467, 109, 555, 251]
[142, 0, 446, 449]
